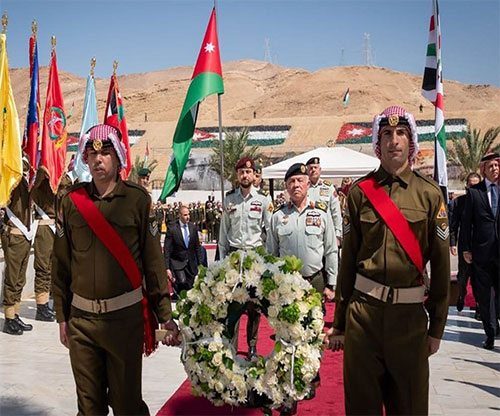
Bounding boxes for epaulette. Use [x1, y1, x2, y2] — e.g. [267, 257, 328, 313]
[226, 188, 236, 196]
[123, 180, 151, 198]
[351, 170, 376, 190]
[67, 181, 87, 193]
[322, 179, 332, 187]
[273, 203, 283, 213]
[315, 201, 328, 212]
[413, 170, 443, 194]
[257, 188, 269, 196]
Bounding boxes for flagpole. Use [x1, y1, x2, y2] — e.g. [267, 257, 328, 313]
[214, 0, 225, 203]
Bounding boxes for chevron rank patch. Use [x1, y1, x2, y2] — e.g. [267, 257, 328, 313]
[436, 202, 447, 219]
[56, 209, 64, 238]
[343, 214, 351, 234]
[436, 222, 449, 240]
[149, 219, 159, 237]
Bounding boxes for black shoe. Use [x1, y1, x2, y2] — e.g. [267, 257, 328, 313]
[456, 297, 464, 312]
[247, 346, 257, 360]
[496, 326, 500, 338]
[14, 315, 33, 331]
[36, 303, 56, 322]
[279, 402, 297, 416]
[474, 310, 481, 321]
[3, 318, 23, 335]
[483, 337, 494, 350]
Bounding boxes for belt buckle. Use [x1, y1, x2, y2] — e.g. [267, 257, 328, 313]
[93, 300, 102, 314]
[386, 287, 394, 304]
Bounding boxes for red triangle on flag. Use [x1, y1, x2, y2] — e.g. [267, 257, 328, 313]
[191, 8, 223, 80]
[337, 123, 373, 142]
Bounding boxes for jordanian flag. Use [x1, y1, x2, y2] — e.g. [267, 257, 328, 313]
[422, 0, 447, 196]
[159, 8, 224, 200]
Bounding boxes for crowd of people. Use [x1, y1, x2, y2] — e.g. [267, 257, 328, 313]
[0, 105, 498, 416]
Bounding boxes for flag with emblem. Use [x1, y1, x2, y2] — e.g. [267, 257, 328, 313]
[23, 32, 41, 189]
[0, 33, 23, 207]
[104, 73, 131, 180]
[343, 88, 349, 106]
[74, 74, 98, 182]
[422, 0, 447, 198]
[39, 45, 67, 194]
[159, 7, 224, 200]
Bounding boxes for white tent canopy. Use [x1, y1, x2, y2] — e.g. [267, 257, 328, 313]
[262, 147, 380, 179]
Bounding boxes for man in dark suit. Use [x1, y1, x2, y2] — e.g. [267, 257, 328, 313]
[164, 205, 203, 296]
[450, 172, 481, 313]
[460, 153, 500, 350]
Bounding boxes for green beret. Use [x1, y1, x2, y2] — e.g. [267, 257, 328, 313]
[138, 168, 151, 177]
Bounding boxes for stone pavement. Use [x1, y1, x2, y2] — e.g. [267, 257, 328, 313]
[0, 302, 498, 415]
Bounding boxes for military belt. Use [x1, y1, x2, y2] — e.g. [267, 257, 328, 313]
[355, 274, 425, 304]
[72, 286, 143, 314]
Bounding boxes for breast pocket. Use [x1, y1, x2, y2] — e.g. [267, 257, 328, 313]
[109, 219, 138, 246]
[359, 208, 381, 249]
[401, 208, 428, 243]
[305, 225, 322, 248]
[69, 217, 93, 252]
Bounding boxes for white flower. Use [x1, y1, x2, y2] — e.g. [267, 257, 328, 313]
[245, 270, 261, 288]
[268, 305, 279, 318]
[233, 287, 249, 304]
[212, 352, 223, 366]
[268, 289, 279, 304]
[225, 269, 240, 286]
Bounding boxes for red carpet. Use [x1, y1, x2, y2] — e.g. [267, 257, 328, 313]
[157, 303, 345, 415]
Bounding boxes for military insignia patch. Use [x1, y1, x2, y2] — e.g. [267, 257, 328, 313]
[93, 139, 103, 151]
[436, 202, 447, 219]
[149, 220, 159, 237]
[56, 222, 64, 238]
[323, 179, 332, 186]
[315, 201, 327, 212]
[436, 223, 449, 240]
[388, 114, 399, 126]
[320, 189, 330, 197]
[343, 215, 351, 234]
[268, 203, 274, 213]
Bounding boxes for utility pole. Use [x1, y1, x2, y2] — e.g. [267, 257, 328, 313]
[363, 33, 374, 66]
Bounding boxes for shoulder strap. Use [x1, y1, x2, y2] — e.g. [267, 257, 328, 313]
[69, 187, 158, 356]
[358, 176, 424, 276]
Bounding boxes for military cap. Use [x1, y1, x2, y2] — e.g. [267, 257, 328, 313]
[306, 157, 320, 165]
[285, 163, 308, 181]
[255, 163, 262, 174]
[235, 157, 255, 171]
[138, 167, 151, 177]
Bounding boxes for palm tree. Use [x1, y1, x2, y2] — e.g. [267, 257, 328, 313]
[209, 127, 263, 189]
[449, 125, 500, 177]
[128, 155, 159, 183]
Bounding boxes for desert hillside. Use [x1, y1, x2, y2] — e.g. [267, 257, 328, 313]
[11, 59, 500, 181]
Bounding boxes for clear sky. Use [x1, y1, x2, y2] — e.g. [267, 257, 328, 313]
[2, 0, 499, 86]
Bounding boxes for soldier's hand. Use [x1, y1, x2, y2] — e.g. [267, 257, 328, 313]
[161, 320, 181, 346]
[427, 335, 441, 356]
[323, 328, 344, 351]
[463, 251, 473, 264]
[450, 246, 457, 256]
[59, 321, 70, 349]
[323, 287, 335, 302]
[166, 269, 175, 282]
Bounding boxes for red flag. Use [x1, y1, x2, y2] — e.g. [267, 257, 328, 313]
[23, 35, 41, 188]
[145, 141, 150, 157]
[39, 48, 67, 193]
[104, 74, 131, 179]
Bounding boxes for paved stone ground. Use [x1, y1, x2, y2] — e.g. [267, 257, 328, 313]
[0, 302, 498, 415]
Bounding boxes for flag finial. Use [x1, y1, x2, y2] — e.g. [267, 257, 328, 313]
[51, 35, 56, 50]
[2, 12, 8, 34]
[31, 19, 37, 36]
[113, 60, 118, 76]
[90, 57, 96, 76]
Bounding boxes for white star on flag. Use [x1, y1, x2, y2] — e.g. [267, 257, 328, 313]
[347, 128, 365, 137]
[204, 42, 215, 53]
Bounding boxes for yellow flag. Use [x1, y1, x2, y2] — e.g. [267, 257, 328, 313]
[0, 33, 22, 207]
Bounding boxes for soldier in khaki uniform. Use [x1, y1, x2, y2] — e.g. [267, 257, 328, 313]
[219, 157, 273, 359]
[2, 169, 36, 335]
[324, 106, 450, 415]
[31, 173, 57, 321]
[52, 124, 179, 415]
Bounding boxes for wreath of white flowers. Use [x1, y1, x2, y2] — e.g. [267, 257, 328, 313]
[175, 248, 324, 412]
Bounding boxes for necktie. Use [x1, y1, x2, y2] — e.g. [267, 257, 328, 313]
[491, 183, 498, 216]
[183, 224, 189, 247]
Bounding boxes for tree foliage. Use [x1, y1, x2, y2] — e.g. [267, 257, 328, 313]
[128, 155, 159, 183]
[209, 127, 262, 189]
[449, 125, 500, 177]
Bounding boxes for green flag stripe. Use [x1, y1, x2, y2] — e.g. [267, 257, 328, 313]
[436, 124, 447, 155]
[426, 43, 436, 57]
[160, 72, 224, 199]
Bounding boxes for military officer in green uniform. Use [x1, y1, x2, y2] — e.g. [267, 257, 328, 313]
[137, 167, 151, 190]
[196, 201, 205, 232]
[253, 160, 263, 190]
[219, 157, 273, 359]
[324, 106, 450, 415]
[205, 201, 215, 241]
[31, 172, 57, 321]
[2, 162, 36, 335]
[166, 203, 175, 228]
[52, 124, 179, 415]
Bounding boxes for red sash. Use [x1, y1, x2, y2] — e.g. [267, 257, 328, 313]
[358, 176, 424, 277]
[69, 187, 158, 356]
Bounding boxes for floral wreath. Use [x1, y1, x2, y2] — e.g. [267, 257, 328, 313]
[175, 248, 324, 413]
